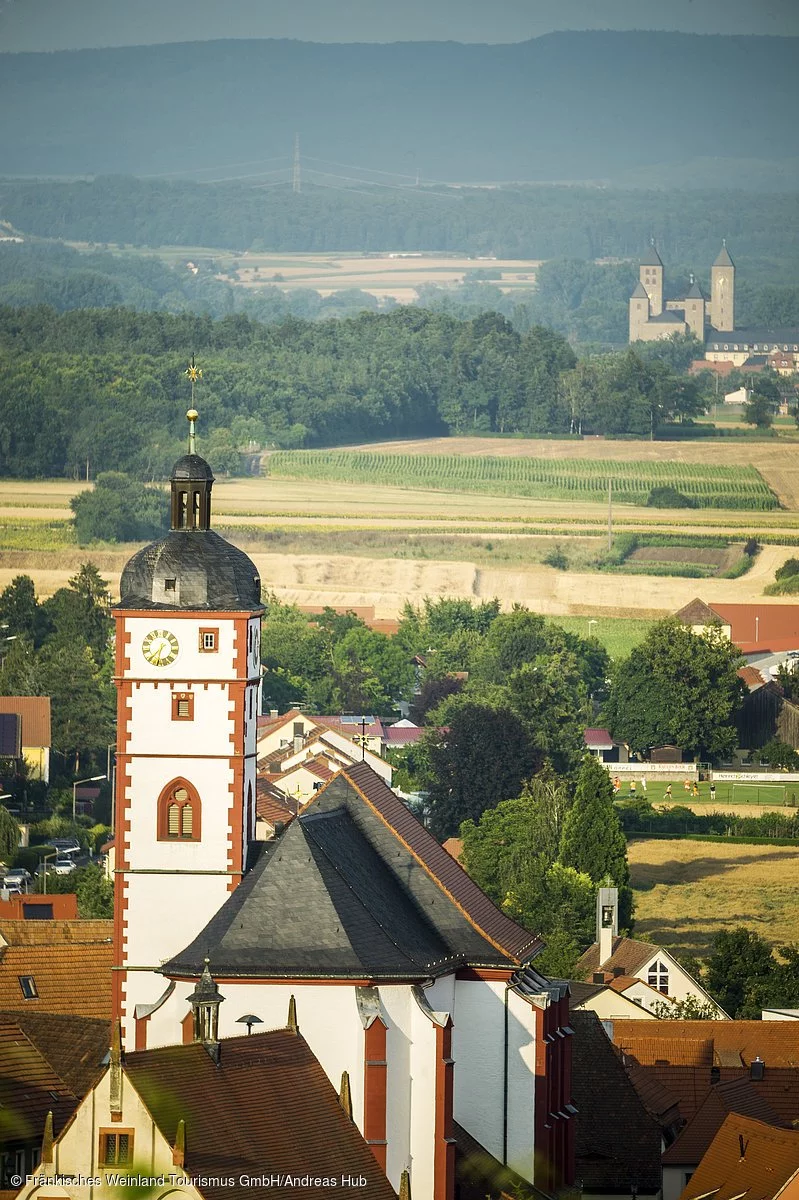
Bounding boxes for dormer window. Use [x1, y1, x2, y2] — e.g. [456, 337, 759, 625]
[164, 578, 177, 592]
[19, 975, 37, 999]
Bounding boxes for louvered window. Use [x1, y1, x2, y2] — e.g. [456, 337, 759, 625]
[168, 804, 179, 836]
[160, 782, 201, 842]
[181, 804, 193, 836]
[100, 1132, 132, 1165]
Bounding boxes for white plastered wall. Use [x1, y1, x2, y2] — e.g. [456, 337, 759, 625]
[451, 977, 537, 1185]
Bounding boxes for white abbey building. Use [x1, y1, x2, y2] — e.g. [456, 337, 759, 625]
[112, 415, 574, 1200]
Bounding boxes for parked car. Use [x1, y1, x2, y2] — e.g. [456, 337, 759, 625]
[2, 868, 32, 892]
[52, 857, 76, 875]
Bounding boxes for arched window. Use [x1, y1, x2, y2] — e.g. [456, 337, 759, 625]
[158, 778, 201, 842]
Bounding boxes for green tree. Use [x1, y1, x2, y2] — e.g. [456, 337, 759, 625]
[705, 927, 775, 1018]
[71, 472, 169, 543]
[0, 576, 42, 643]
[760, 738, 799, 770]
[37, 642, 115, 772]
[559, 754, 629, 889]
[0, 806, 20, 861]
[420, 700, 540, 838]
[651, 994, 720, 1020]
[606, 618, 744, 760]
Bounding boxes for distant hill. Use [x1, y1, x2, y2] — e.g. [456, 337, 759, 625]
[1, 32, 797, 184]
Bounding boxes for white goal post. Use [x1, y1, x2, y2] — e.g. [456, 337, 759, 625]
[731, 782, 786, 805]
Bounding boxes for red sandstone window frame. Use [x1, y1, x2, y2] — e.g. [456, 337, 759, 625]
[157, 777, 202, 842]
[99, 1130, 134, 1167]
[198, 627, 219, 653]
[171, 692, 195, 721]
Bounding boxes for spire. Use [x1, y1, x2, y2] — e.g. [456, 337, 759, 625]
[109, 1018, 122, 1115]
[287, 994, 299, 1035]
[339, 1070, 353, 1120]
[631, 282, 649, 299]
[172, 1118, 186, 1167]
[640, 239, 663, 267]
[42, 1110, 54, 1165]
[714, 240, 734, 267]
[399, 1169, 411, 1200]
[186, 958, 225, 1062]
[686, 274, 704, 299]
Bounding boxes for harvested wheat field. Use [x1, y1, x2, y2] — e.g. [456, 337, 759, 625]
[628, 837, 799, 957]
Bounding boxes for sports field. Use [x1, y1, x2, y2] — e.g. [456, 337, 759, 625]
[628, 837, 799, 956]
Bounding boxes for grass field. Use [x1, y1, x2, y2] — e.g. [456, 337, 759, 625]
[628, 837, 799, 956]
[269, 450, 778, 510]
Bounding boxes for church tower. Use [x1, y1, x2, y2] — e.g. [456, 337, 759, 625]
[711, 240, 735, 332]
[112, 403, 263, 1047]
[639, 240, 664, 316]
[629, 282, 650, 342]
[684, 273, 706, 342]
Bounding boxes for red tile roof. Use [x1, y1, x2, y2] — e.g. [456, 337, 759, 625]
[382, 724, 423, 746]
[738, 665, 767, 690]
[0, 697, 51, 746]
[0, 920, 113, 1018]
[663, 1075, 784, 1166]
[126, 1030, 397, 1200]
[713, 604, 799, 651]
[576, 935, 656, 977]
[0, 1015, 79, 1145]
[612, 1020, 799, 1069]
[680, 1113, 799, 1200]
[583, 727, 614, 748]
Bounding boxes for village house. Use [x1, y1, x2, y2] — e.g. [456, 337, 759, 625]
[575, 888, 728, 1019]
[0, 697, 52, 783]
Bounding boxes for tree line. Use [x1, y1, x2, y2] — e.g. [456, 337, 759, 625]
[3, 179, 799, 266]
[0, 305, 717, 481]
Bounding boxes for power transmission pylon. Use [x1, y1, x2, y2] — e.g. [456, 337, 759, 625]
[292, 133, 301, 194]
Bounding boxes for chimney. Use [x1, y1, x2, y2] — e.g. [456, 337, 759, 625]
[592, 972, 605, 985]
[613, 966, 625, 978]
[293, 736, 303, 753]
[750, 1056, 765, 1081]
[596, 886, 618, 967]
[270, 709, 278, 719]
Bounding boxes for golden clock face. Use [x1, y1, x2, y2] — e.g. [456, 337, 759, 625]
[142, 629, 179, 667]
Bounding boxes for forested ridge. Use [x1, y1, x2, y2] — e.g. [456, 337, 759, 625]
[1, 33, 797, 184]
[0, 305, 711, 478]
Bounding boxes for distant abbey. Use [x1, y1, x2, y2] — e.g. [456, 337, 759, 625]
[628, 241, 734, 345]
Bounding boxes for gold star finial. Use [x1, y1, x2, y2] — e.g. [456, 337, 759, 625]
[186, 354, 202, 385]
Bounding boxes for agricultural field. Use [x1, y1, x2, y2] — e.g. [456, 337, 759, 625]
[268, 450, 778, 510]
[2, 470, 799, 618]
[99, 246, 542, 304]
[628, 837, 799, 956]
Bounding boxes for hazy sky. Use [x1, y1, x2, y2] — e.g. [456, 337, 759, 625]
[2, 0, 798, 52]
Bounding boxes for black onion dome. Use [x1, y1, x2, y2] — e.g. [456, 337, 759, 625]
[171, 453, 215, 482]
[119, 530, 262, 611]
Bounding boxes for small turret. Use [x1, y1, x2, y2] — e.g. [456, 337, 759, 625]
[186, 958, 225, 1062]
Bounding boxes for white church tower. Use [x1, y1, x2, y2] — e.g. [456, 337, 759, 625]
[112, 403, 263, 1047]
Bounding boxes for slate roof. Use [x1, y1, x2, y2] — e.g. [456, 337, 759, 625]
[0, 697, 51, 747]
[706, 327, 799, 346]
[662, 1075, 784, 1167]
[713, 242, 735, 268]
[164, 764, 541, 980]
[575, 935, 656, 977]
[640, 245, 664, 267]
[686, 279, 705, 299]
[0, 920, 113, 1017]
[125, 1030, 397, 1200]
[631, 281, 650, 299]
[570, 1011, 661, 1192]
[119, 529, 262, 612]
[681, 1113, 799, 1200]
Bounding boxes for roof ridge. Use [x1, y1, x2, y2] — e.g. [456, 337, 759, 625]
[338, 762, 540, 963]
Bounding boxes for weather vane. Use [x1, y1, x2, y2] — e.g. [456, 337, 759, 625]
[185, 355, 202, 454]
